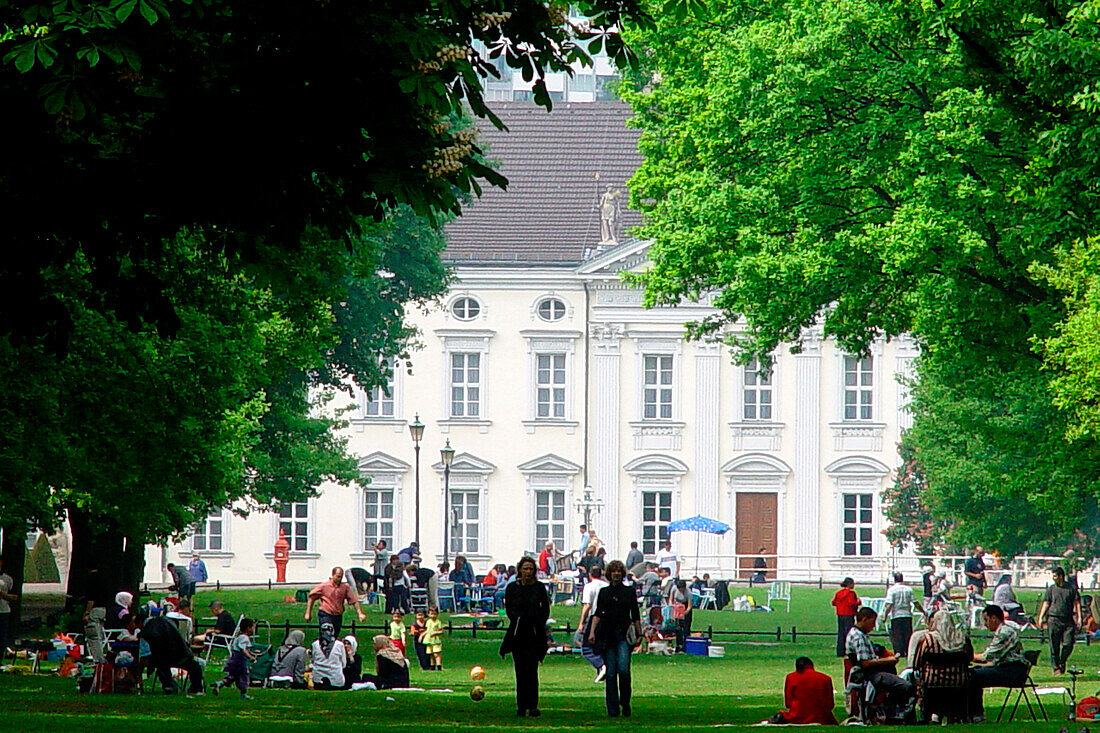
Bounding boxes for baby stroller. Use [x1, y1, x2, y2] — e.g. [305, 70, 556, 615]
[248, 645, 275, 687]
[640, 606, 677, 652]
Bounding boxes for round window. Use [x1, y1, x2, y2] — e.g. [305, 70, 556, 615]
[452, 296, 481, 321]
[537, 297, 566, 322]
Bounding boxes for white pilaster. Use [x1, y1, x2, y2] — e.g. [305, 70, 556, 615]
[793, 328, 823, 575]
[895, 334, 919, 434]
[590, 322, 624, 555]
[694, 341, 721, 566]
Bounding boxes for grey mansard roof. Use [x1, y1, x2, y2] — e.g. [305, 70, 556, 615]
[443, 101, 643, 266]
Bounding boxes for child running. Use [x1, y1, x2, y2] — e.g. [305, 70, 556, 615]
[212, 617, 258, 699]
[424, 607, 445, 670]
[389, 611, 407, 654]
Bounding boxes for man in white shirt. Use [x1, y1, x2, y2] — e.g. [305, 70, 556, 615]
[655, 540, 681, 578]
[883, 572, 916, 657]
[577, 566, 609, 682]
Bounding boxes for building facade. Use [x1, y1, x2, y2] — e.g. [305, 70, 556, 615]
[145, 103, 916, 585]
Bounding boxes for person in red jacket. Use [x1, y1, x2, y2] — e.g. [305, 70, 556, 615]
[770, 657, 839, 725]
[832, 577, 860, 657]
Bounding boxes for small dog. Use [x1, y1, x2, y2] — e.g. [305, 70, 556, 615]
[645, 639, 674, 656]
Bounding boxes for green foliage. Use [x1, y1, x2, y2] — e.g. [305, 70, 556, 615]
[880, 441, 948, 556]
[23, 532, 59, 583]
[623, 0, 1100, 553]
[0, 0, 653, 351]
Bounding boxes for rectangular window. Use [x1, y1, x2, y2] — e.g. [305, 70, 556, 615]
[535, 353, 567, 418]
[449, 491, 480, 554]
[363, 489, 395, 549]
[450, 352, 481, 418]
[642, 354, 674, 420]
[191, 511, 223, 552]
[278, 501, 310, 552]
[362, 361, 396, 417]
[641, 491, 673, 555]
[743, 358, 773, 421]
[842, 493, 874, 556]
[843, 356, 874, 421]
[534, 490, 566, 550]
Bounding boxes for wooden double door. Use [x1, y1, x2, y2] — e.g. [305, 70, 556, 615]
[735, 492, 777, 580]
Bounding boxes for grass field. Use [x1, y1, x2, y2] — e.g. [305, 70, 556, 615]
[1, 585, 1094, 732]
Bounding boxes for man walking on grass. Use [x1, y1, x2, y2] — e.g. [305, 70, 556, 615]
[1037, 566, 1081, 674]
[305, 566, 366, 637]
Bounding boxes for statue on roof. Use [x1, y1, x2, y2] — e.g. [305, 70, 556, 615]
[599, 184, 622, 245]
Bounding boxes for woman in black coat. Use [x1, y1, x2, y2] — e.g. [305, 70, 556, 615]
[589, 559, 642, 718]
[500, 556, 550, 717]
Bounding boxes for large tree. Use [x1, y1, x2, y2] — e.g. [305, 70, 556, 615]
[623, 0, 1100, 553]
[1, 0, 652, 349]
[0, 0, 658, 611]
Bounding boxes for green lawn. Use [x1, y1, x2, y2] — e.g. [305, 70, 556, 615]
[1, 585, 1093, 731]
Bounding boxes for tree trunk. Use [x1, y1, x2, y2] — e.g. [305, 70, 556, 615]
[1, 521, 28, 634]
[66, 506, 126, 609]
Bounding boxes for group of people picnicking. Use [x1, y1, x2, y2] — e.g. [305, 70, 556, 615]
[66, 534, 1097, 725]
[811, 545, 1094, 724]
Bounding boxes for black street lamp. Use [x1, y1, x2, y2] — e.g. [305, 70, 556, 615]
[408, 414, 425, 547]
[440, 439, 455, 567]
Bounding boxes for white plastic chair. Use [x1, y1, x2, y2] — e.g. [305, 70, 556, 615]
[767, 581, 791, 612]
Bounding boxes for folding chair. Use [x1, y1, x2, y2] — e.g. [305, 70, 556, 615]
[202, 613, 243, 664]
[767, 581, 791, 612]
[410, 587, 429, 612]
[996, 650, 1047, 723]
[436, 580, 456, 612]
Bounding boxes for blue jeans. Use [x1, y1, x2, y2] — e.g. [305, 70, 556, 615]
[603, 638, 632, 715]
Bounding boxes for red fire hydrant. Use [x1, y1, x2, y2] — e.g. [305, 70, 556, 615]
[274, 529, 290, 583]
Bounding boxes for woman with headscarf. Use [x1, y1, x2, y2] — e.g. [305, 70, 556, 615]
[269, 629, 308, 688]
[106, 591, 134, 629]
[309, 622, 347, 690]
[361, 635, 410, 689]
[911, 609, 973, 723]
[992, 574, 1027, 624]
[500, 555, 551, 717]
[342, 635, 362, 688]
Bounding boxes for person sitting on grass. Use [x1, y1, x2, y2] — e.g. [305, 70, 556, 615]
[769, 656, 838, 725]
[268, 629, 308, 688]
[361, 635, 410, 690]
[309, 622, 347, 690]
[342, 635, 362, 688]
[968, 604, 1029, 723]
[211, 617, 258, 699]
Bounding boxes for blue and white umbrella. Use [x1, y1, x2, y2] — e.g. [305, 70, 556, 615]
[667, 515, 730, 574]
[666, 515, 731, 535]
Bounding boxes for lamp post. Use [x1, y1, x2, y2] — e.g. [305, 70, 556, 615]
[574, 484, 604, 533]
[408, 414, 425, 547]
[440, 439, 455, 568]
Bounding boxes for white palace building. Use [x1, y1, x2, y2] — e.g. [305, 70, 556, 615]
[145, 102, 919, 586]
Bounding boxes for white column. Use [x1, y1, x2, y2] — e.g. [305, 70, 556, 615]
[793, 328, 823, 578]
[589, 323, 624, 555]
[895, 334, 919, 433]
[694, 341, 721, 569]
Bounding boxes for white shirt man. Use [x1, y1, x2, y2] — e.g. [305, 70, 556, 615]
[655, 541, 681, 577]
[580, 568, 609, 628]
[883, 573, 916, 657]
